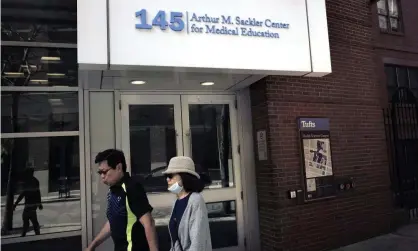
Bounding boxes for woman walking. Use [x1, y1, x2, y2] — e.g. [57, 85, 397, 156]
[163, 156, 212, 251]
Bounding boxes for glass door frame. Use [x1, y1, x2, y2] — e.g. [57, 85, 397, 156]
[181, 94, 245, 251]
[121, 94, 184, 207]
[120, 93, 245, 251]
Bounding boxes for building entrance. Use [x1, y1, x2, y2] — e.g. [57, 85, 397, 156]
[120, 94, 245, 251]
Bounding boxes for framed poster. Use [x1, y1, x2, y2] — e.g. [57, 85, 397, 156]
[298, 117, 336, 201]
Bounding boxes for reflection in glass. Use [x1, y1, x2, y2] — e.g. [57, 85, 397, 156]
[207, 200, 238, 248]
[152, 205, 174, 251]
[1, 0, 76, 43]
[377, 0, 387, 15]
[388, 0, 398, 17]
[1, 23, 77, 44]
[1, 137, 81, 238]
[397, 67, 409, 87]
[129, 105, 177, 193]
[152, 200, 238, 250]
[189, 104, 234, 189]
[408, 68, 417, 86]
[1, 92, 79, 133]
[390, 18, 399, 31]
[384, 66, 397, 87]
[409, 68, 418, 93]
[378, 16, 388, 30]
[1, 47, 78, 87]
[385, 65, 399, 100]
[406, 68, 418, 98]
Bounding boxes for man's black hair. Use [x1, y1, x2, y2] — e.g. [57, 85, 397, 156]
[95, 149, 127, 173]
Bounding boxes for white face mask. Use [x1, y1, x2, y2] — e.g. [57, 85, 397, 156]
[168, 182, 183, 194]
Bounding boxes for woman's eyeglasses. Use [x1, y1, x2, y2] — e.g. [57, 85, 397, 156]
[97, 169, 111, 175]
[165, 174, 174, 179]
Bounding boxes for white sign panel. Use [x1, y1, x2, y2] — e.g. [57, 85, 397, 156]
[109, 0, 313, 73]
[78, 0, 331, 76]
[256, 130, 268, 161]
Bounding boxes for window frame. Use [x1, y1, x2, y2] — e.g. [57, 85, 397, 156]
[377, 0, 403, 34]
[1, 44, 79, 89]
[385, 64, 418, 100]
[1, 38, 85, 243]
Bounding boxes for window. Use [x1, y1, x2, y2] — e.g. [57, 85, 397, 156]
[1, 92, 79, 133]
[377, 0, 402, 33]
[1, 22, 77, 44]
[385, 65, 418, 100]
[1, 0, 80, 243]
[1, 47, 78, 87]
[1, 137, 80, 195]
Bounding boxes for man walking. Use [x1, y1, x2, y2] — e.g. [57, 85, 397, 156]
[86, 149, 158, 251]
[13, 168, 42, 237]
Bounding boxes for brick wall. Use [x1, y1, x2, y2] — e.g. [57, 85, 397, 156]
[371, 0, 418, 106]
[250, 1, 394, 250]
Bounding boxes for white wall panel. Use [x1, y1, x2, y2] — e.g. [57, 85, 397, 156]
[77, 0, 108, 69]
[88, 92, 115, 251]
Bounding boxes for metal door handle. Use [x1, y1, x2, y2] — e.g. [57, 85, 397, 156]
[185, 129, 192, 156]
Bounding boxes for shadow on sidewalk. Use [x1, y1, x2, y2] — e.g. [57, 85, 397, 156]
[1, 235, 81, 251]
[332, 223, 418, 251]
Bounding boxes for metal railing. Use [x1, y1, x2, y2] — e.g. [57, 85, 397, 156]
[383, 87, 418, 217]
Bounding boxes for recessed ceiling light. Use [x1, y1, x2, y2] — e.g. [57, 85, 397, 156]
[4, 72, 24, 76]
[30, 79, 49, 84]
[47, 73, 66, 77]
[131, 80, 146, 85]
[48, 98, 64, 106]
[21, 64, 37, 69]
[201, 81, 215, 86]
[41, 56, 61, 61]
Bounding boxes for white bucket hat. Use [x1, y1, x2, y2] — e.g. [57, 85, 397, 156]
[162, 156, 200, 179]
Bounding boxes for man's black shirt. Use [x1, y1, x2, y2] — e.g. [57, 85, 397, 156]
[107, 173, 153, 251]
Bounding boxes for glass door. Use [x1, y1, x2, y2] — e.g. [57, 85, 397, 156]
[181, 95, 244, 251]
[121, 94, 183, 251]
[121, 94, 244, 251]
[121, 94, 183, 198]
